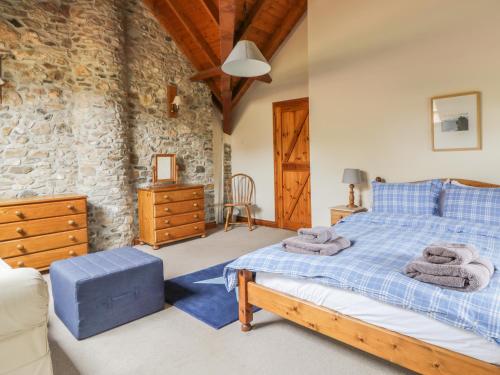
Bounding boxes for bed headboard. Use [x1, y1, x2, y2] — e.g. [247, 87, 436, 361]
[374, 177, 500, 188]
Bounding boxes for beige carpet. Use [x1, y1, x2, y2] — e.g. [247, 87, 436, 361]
[46, 225, 413, 375]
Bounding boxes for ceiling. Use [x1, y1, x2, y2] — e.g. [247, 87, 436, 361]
[143, 0, 307, 134]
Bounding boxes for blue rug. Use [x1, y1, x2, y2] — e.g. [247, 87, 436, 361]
[164, 261, 257, 329]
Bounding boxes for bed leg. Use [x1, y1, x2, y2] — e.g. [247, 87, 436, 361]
[238, 270, 254, 332]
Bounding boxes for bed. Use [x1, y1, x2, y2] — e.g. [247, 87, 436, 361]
[224, 178, 500, 375]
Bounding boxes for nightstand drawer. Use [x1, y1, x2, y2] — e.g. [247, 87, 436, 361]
[331, 213, 348, 225]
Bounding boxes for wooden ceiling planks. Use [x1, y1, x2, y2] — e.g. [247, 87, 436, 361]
[144, 0, 306, 134]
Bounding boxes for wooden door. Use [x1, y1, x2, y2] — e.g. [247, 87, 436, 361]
[273, 98, 311, 230]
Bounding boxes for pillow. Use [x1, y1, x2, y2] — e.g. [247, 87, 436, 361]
[372, 179, 442, 216]
[442, 183, 500, 226]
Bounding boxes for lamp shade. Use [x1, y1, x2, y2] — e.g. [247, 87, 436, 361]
[342, 168, 362, 184]
[221, 40, 271, 77]
[172, 95, 181, 106]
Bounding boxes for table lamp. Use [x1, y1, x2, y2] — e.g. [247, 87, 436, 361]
[342, 168, 362, 208]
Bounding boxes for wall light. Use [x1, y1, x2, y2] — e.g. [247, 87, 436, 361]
[167, 84, 181, 118]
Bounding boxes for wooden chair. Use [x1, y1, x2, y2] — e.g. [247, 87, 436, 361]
[224, 173, 255, 231]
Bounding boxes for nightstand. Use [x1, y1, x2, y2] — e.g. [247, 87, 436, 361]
[329, 205, 367, 225]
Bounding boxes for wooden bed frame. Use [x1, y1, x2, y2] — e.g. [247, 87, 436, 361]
[237, 178, 500, 375]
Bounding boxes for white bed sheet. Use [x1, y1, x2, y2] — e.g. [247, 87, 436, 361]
[256, 272, 500, 365]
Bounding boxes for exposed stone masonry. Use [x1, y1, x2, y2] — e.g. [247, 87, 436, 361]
[0, 0, 219, 251]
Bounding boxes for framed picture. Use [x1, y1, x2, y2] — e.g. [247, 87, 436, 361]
[431, 91, 481, 151]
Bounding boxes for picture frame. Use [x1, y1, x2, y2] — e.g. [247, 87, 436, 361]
[431, 91, 481, 151]
[152, 153, 177, 184]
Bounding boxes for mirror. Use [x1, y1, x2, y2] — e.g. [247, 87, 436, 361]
[153, 154, 177, 184]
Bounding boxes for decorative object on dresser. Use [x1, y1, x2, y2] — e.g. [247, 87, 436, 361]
[329, 205, 367, 225]
[224, 173, 255, 232]
[342, 168, 362, 208]
[431, 91, 481, 151]
[153, 153, 177, 184]
[138, 184, 206, 249]
[0, 195, 88, 271]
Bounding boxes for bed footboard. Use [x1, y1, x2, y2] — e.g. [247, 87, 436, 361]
[237, 268, 500, 375]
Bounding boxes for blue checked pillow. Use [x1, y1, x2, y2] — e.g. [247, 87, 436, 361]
[442, 183, 500, 226]
[372, 179, 442, 216]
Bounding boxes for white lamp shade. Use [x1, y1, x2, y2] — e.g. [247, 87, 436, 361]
[221, 40, 271, 77]
[172, 95, 181, 106]
[0, 77, 5, 86]
[342, 168, 362, 184]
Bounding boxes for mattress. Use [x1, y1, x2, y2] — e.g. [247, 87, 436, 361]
[256, 272, 500, 365]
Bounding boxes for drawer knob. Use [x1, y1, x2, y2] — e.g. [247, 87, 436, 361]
[16, 244, 25, 251]
[193, 214, 199, 218]
[193, 203, 198, 207]
[165, 232, 170, 237]
[68, 220, 76, 226]
[17, 261, 25, 267]
[163, 195, 169, 199]
[15, 210, 23, 218]
[68, 235, 76, 241]
[164, 208, 170, 212]
[16, 227, 24, 235]
[192, 191, 198, 195]
[67, 204, 75, 210]
[194, 226, 199, 230]
[164, 219, 170, 224]
[69, 250, 76, 256]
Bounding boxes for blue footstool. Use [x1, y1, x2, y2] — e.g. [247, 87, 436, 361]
[50, 247, 164, 340]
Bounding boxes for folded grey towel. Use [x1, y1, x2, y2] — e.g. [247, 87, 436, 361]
[297, 226, 340, 244]
[404, 256, 494, 292]
[423, 243, 480, 265]
[282, 236, 351, 256]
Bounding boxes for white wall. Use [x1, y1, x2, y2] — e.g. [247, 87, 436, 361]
[231, 16, 308, 221]
[309, 0, 500, 225]
[231, 0, 500, 226]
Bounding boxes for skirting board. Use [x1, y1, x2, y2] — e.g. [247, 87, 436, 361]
[236, 216, 277, 228]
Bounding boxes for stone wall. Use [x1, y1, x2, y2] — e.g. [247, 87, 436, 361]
[0, 0, 219, 251]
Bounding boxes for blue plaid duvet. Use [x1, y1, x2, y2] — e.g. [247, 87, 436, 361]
[224, 212, 500, 344]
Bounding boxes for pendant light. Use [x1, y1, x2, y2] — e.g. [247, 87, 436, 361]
[221, 40, 271, 77]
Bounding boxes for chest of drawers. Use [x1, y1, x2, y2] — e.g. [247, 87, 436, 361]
[0, 195, 88, 270]
[138, 184, 206, 249]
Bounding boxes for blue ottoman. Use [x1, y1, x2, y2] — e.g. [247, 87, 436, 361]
[50, 247, 164, 340]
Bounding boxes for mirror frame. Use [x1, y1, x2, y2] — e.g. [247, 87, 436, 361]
[153, 153, 177, 184]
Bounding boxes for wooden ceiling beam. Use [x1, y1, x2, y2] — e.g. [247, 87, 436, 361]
[164, 0, 220, 67]
[235, 0, 267, 42]
[219, 0, 236, 134]
[199, 0, 219, 26]
[143, 0, 222, 104]
[190, 66, 271, 84]
[190, 66, 222, 81]
[232, 0, 306, 108]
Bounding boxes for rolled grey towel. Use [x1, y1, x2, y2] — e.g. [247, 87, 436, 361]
[282, 236, 351, 256]
[404, 256, 494, 292]
[423, 243, 480, 265]
[297, 226, 340, 244]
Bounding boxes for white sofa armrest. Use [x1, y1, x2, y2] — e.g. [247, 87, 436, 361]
[0, 268, 49, 337]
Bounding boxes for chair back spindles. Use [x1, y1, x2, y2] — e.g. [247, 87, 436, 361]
[224, 173, 255, 232]
[231, 173, 254, 205]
